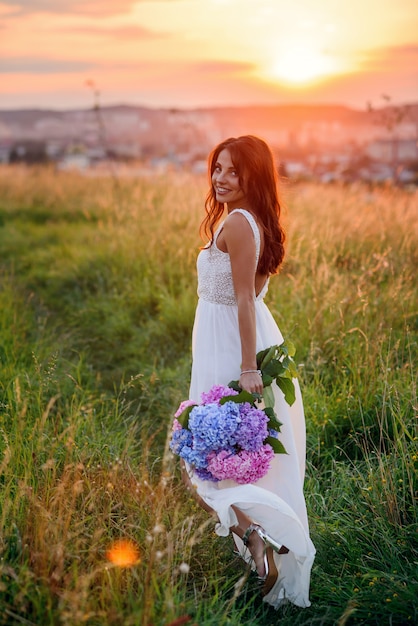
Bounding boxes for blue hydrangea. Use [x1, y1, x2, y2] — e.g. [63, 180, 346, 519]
[181, 446, 209, 469]
[169, 428, 193, 456]
[170, 429, 209, 468]
[188, 401, 241, 453]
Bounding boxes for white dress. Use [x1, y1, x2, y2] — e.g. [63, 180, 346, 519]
[187, 208, 315, 609]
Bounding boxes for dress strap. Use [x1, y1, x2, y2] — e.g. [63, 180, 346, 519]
[228, 208, 261, 264]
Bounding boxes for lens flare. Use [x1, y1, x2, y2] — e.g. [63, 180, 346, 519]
[106, 539, 140, 567]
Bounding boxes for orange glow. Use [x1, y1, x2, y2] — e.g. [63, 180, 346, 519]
[106, 539, 140, 567]
[0, 0, 417, 109]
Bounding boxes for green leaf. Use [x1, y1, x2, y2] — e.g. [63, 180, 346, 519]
[281, 369, 294, 380]
[266, 436, 287, 455]
[177, 404, 196, 428]
[280, 339, 296, 357]
[265, 412, 283, 431]
[220, 390, 255, 405]
[276, 377, 296, 406]
[259, 345, 277, 369]
[227, 379, 241, 392]
[282, 355, 298, 378]
[263, 385, 275, 408]
[262, 406, 278, 421]
[261, 373, 273, 387]
[284, 339, 296, 357]
[264, 359, 285, 378]
[227, 342, 298, 412]
[256, 347, 271, 367]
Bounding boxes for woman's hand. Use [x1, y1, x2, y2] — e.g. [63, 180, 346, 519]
[239, 370, 263, 395]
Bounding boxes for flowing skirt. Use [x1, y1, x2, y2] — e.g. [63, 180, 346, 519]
[187, 298, 316, 608]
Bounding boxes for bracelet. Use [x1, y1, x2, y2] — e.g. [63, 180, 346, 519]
[240, 369, 262, 376]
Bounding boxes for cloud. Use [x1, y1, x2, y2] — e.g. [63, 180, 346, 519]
[3, 0, 141, 16]
[56, 24, 168, 40]
[361, 44, 418, 72]
[0, 57, 95, 73]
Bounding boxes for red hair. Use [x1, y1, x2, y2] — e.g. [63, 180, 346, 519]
[201, 135, 285, 275]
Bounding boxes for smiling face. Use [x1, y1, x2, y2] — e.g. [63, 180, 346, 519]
[211, 148, 248, 211]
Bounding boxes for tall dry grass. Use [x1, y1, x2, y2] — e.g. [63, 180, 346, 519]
[0, 166, 416, 625]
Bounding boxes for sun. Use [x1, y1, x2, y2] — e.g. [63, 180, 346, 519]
[270, 44, 337, 85]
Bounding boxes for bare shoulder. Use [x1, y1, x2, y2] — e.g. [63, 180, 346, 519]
[223, 211, 254, 240]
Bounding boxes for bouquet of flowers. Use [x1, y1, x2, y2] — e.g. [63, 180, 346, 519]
[169, 341, 298, 484]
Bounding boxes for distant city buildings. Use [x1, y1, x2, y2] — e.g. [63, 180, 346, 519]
[0, 103, 417, 185]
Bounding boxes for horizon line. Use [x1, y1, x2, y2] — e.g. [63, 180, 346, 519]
[1, 99, 417, 114]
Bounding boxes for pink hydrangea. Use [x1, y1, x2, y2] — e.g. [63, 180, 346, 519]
[207, 445, 275, 484]
[174, 399, 196, 418]
[200, 385, 238, 404]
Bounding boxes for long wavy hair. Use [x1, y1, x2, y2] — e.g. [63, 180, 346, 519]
[201, 135, 285, 275]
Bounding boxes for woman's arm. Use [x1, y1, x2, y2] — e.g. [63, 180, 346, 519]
[222, 213, 263, 395]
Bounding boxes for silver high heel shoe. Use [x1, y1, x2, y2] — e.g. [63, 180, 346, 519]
[242, 523, 286, 596]
[242, 522, 286, 554]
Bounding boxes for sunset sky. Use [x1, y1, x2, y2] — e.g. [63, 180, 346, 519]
[1, 0, 417, 111]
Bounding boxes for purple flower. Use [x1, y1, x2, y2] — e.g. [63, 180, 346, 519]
[194, 467, 219, 481]
[236, 403, 269, 451]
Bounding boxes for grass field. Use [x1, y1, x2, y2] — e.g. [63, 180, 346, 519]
[0, 165, 417, 625]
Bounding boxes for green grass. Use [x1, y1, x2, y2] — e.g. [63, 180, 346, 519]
[0, 166, 417, 625]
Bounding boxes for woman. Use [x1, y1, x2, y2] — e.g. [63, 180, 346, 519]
[183, 135, 315, 608]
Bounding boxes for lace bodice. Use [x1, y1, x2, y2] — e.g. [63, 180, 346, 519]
[197, 208, 269, 305]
